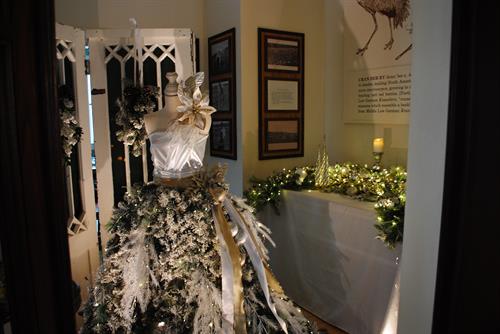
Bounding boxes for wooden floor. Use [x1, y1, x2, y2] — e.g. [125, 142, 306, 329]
[302, 308, 348, 334]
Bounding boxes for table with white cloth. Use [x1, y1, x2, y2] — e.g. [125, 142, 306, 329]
[259, 190, 401, 334]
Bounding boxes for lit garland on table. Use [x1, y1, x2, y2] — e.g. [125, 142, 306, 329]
[244, 163, 407, 249]
[115, 85, 159, 157]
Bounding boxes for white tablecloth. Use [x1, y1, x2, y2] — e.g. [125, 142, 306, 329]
[259, 190, 400, 334]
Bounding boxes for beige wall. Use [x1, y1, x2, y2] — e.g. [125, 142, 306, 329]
[56, 0, 205, 32]
[324, 0, 409, 168]
[55, 0, 99, 28]
[204, 0, 244, 195]
[96, 0, 205, 33]
[55, 0, 406, 192]
[55, 0, 207, 71]
[240, 0, 326, 187]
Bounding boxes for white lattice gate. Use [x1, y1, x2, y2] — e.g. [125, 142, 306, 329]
[56, 23, 99, 326]
[87, 28, 196, 242]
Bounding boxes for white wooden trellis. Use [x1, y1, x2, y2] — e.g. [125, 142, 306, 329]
[56, 38, 82, 235]
[56, 23, 100, 326]
[87, 28, 195, 243]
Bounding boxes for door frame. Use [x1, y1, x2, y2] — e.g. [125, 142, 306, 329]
[0, 0, 75, 332]
[432, 0, 500, 332]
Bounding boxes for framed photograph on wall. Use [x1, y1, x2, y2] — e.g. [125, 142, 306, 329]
[266, 37, 300, 72]
[208, 28, 237, 159]
[210, 39, 230, 76]
[210, 120, 233, 153]
[265, 119, 300, 152]
[258, 28, 304, 159]
[211, 79, 231, 113]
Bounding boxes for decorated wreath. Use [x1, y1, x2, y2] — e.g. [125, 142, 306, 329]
[115, 85, 160, 157]
[59, 85, 83, 165]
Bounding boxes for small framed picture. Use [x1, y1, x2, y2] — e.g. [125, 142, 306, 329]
[210, 120, 233, 154]
[266, 38, 300, 72]
[261, 29, 304, 73]
[258, 28, 304, 159]
[210, 39, 231, 76]
[265, 119, 300, 153]
[210, 79, 231, 113]
[209, 28, 237, 160]
[266, 79, 299, 111]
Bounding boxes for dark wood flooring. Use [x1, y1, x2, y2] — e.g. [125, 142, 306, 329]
[302, 308, 348, 334]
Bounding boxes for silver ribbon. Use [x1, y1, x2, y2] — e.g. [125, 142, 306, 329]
[222, 197, 289, 334]
[212, 208, 239, 333]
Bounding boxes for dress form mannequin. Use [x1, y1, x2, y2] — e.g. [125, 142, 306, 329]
[81, 72, 315, 333]
[144, 72, 181, 135]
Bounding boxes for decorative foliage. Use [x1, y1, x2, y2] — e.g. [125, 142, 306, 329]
[245, 166, 316, 213]
[115, 85, 159, 157]
[59, 85, 82, 164]
[244, 163, 407, 249]
[81, 169, 314, 333]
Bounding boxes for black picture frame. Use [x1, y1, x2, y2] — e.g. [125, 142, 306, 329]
[208, 28, 237, 160]
[258, 28, 304, 160]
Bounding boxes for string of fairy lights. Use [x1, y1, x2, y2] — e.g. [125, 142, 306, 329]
[244, 163, 406, 249]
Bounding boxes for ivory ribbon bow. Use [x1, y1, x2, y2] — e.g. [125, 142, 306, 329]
[176, 73, 216, 134]
[210, 186, 288, 334]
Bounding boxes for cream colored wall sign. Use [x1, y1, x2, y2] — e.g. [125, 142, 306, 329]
[343, 0, 412, 124]
[267, 80, 298, 111]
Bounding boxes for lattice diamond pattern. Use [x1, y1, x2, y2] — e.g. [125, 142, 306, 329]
[104, 44, 175, 64]
[68, 214, 88, 236]
[56, 39, 76, 62]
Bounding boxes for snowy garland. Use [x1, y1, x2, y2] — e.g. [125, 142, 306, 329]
[59, 86, 82, 165]
[81, 168, 315, 333]
[244, 163, 406, 249]
[115, 85, 160, 157]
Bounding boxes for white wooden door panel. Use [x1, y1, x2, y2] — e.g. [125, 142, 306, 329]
[56, 23, 99, 327]
[87, 28, 195, 244]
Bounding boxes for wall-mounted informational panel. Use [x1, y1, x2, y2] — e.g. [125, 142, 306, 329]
[258, 28, 304, 160]
[343, 0, 413, 124]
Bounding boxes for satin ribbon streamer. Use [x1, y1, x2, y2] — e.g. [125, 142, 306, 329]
[223, 197, 288, 333]
[210, 187, 288, 333]
[212, 203, 247, 334]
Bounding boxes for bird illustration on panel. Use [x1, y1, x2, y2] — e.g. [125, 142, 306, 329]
[355, 0, 412, 60]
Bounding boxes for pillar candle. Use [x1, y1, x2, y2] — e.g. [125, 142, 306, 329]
[373, 138, 384, 153]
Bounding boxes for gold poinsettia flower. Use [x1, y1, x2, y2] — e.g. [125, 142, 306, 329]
[176, 72, 216, 134]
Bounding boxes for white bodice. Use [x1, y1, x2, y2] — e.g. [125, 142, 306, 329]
[149, 121, 208, 179]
